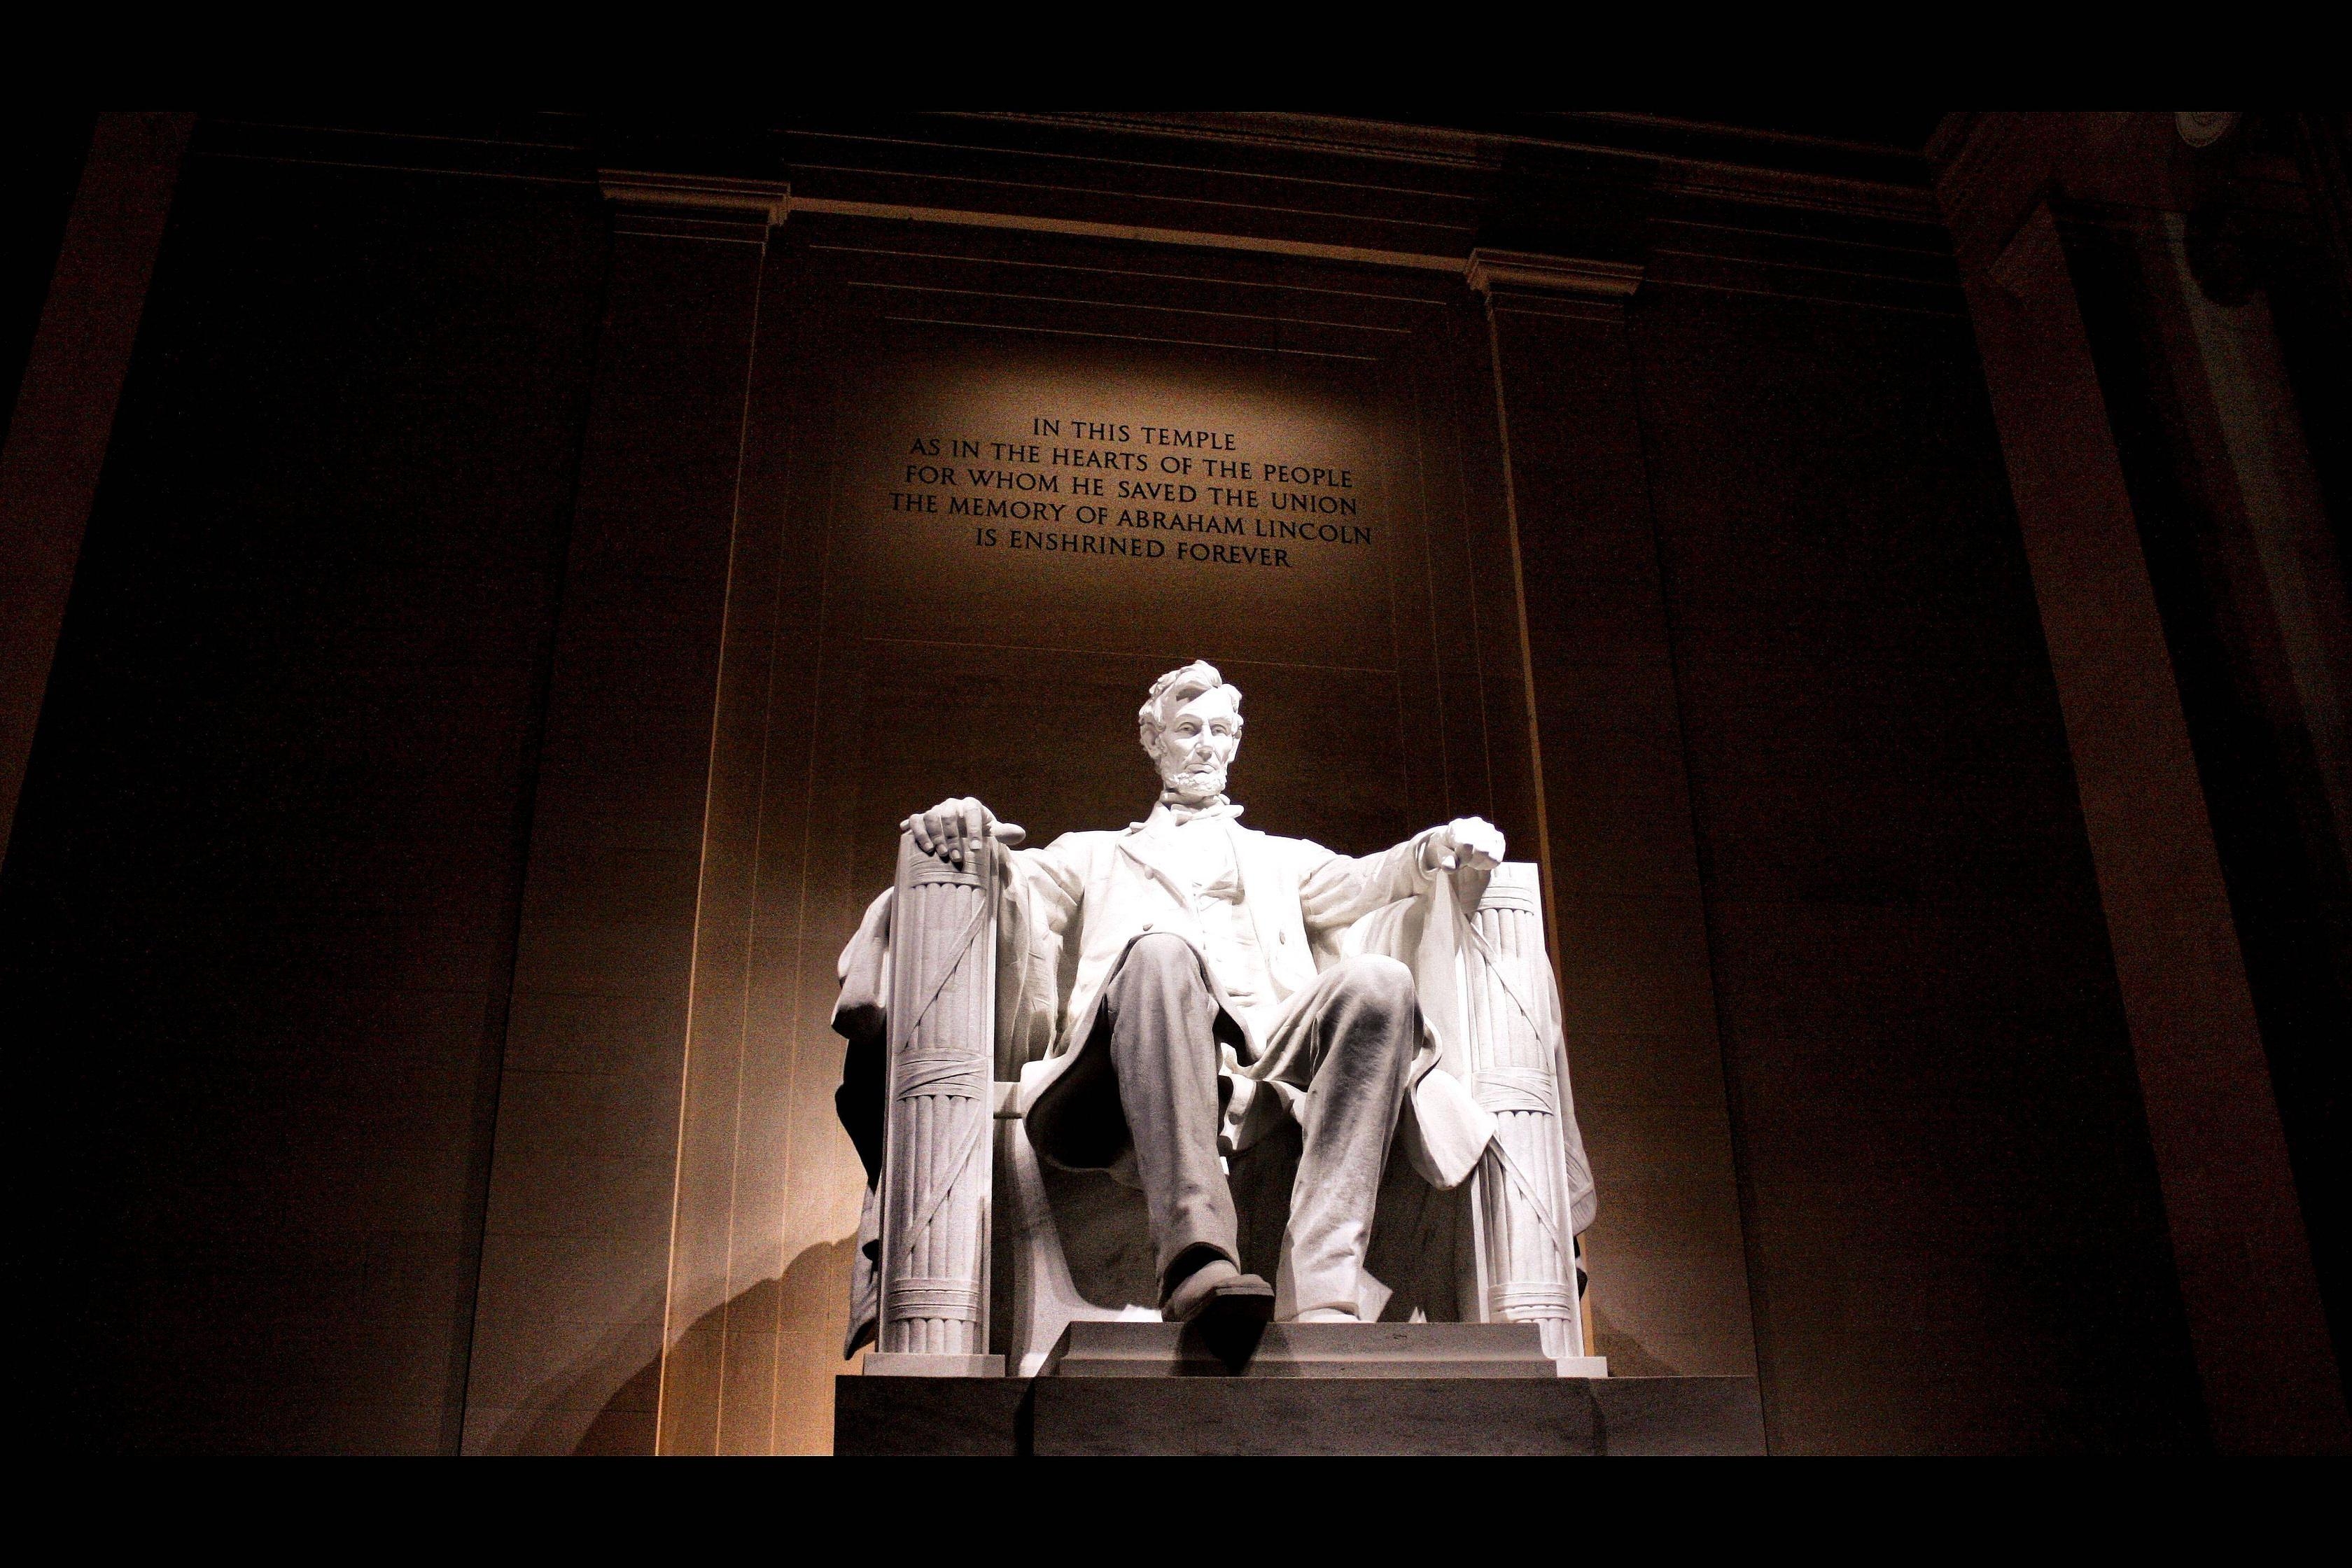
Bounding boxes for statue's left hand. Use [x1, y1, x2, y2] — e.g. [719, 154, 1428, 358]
[1423, 816, 1505, 874]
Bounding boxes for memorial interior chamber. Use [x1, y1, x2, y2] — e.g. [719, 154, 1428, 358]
[5, 111, 2346, 1455]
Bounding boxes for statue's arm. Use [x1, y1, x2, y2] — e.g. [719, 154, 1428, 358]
[1007, 830, 1085, 935]
[1293, 832, 1432, 934]
[1296, 816, 1506, 935]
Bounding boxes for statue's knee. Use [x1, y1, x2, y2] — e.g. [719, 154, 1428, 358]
[1339, 953, 1415, 1012]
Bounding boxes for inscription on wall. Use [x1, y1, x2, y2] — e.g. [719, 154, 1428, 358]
[844, 346, 1390, 668]
[886, 416, 1371, 572]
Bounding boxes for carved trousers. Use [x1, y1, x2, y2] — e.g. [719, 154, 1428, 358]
[1102, 932, 1419, 1316]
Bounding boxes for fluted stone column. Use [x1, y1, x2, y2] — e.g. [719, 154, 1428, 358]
[869, 831, 1004, 1376]
[1462, 863, 1590, 1368]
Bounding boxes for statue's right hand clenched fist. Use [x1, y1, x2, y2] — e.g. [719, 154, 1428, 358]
[904, 797, 1027, 870]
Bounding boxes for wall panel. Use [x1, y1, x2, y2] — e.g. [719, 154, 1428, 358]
[1484, 282, 1757, 1382]
[1632, 278, 2204, 1451]
[5, 153, 606, 1451]
[461, 221, 764, 1455]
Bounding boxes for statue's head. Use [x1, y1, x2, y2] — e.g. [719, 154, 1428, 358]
[1138, 660, 1243, 805]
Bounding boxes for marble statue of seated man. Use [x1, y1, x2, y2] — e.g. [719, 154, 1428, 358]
[894, 660, 1505, 1330]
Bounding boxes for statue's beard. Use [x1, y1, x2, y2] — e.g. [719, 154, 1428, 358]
[1161, 758, 1228, 802]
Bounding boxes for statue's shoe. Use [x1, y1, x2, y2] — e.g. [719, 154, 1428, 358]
[1164, 1259, 1275, 1326]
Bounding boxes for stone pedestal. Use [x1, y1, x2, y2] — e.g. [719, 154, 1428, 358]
[834, 1322, 1764, 1455]
[835, 1373, 1763, 1456]
[1041, 1319, 1558, 1378]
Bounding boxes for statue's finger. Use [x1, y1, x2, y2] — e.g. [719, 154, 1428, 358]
[994, 822, 1028, 847]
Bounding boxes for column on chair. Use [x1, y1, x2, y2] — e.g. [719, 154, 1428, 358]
[1463, 863, 1585, 1362]
[876, 832, 1000, 1370]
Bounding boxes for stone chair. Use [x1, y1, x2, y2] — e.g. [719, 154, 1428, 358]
[861, 830, 1603, 1378]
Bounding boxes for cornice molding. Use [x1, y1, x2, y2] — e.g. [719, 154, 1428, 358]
[789, 195, 1466, 274]
[966, 111, 1504, 172]
[1657, 160, 1940, 225]
[1466, 248, 1644, 300]
[597, 169, 790, 227]
[960, 111, 1940, 223]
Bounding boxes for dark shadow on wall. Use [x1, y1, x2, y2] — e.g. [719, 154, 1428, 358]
[572, 1354, 664, 1456]
[481, 1238, 862, 1455]
[1590, 1306, 1679, 1378]
[468, 1284, 666, 1456]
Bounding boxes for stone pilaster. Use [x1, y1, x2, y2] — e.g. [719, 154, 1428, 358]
[1935, 112, 2350, 1453]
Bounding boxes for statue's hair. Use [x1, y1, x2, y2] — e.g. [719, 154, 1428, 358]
[1138, 660, 1242, 755]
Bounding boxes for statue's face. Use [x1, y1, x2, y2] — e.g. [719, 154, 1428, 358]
[1152, 685, 1242, 804]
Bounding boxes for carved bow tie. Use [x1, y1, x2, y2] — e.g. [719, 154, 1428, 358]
[1156, 792, 1236, 826]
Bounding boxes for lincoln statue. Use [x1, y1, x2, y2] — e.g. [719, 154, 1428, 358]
[835, 659, 1594, 1350]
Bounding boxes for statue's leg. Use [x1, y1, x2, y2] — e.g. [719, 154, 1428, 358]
[1101, 933, 1242, 1289]
[1284, 954, 1418, 1319]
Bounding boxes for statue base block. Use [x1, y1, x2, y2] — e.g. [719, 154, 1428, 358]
[862, 1352, 1004, 1377]
[1040, 1319, 1564, 1378]
[834, 1371, 1765, 1455]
